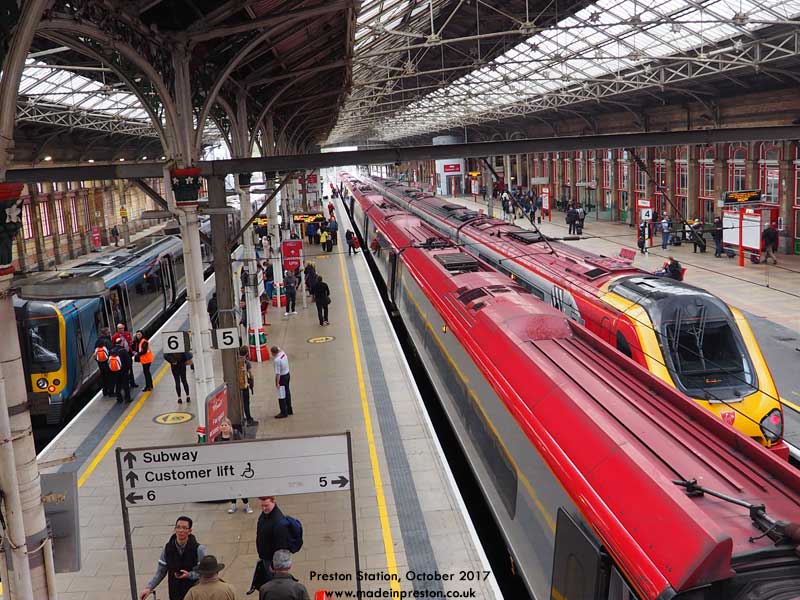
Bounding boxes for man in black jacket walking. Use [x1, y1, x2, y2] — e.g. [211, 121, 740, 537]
[140, 516, 207, 600]
[250, 496, 290, 592]
[313, 275, 330, 326]
[110, 337, 133, 403]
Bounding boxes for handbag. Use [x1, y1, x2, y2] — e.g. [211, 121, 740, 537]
[326, 296, 331, 306]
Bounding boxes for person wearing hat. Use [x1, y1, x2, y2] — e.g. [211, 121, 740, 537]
[691, 218, 706, 253]
[184, 556, 235, 600]
[258, 550, 310, 600]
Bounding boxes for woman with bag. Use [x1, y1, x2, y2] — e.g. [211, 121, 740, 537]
[313, 275, 330, 326]
[164, 350, 193, 403]
[214, 418, 254, 514]
[132, 330, 154, 391]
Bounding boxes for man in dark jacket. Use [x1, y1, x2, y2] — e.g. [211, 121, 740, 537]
[250, 496, 291, 592]
[94, 326, 114, 396]
[313, 275, 330, 326]
[761, 222, 779, 265]
[140, 516, 206, 600]
[712, 216, 724, 257]
[566, 205, 579, 235]
[259, 550, 310, 600]
[207, 292, 219, 329]
[110, 337, 133, 403]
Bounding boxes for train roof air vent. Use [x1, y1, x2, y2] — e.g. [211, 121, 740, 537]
[434, 252, 480, 273]
[507, 230, 546, 244]
[583, 267, 610, 280]
[458, 288, 487, 304]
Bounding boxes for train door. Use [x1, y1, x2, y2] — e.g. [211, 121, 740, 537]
[388, 251, 398, 303]
[110, 284, 133, 331]
[160, 256, 175, 307]
[550, 508, 611, 600]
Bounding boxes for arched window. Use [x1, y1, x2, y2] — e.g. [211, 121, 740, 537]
[728, 145, 747, 192]
[699, 146, 716, 221]
[760, 143, 780, 204]
[653, 146, 667, 216]
[617, 149, 629, 221]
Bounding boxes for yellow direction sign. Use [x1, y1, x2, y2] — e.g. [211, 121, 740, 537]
[120, 206, 128, 218]
[153, 412, 193, 425]
[307, 336, 335, 344]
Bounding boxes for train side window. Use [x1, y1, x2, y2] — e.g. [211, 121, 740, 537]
[551, 508, 610, 600]
[616, 331, 633, 359]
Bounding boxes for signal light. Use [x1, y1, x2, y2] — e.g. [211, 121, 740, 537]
[760, 409, 783, 443]
[47, 385, 56, 394]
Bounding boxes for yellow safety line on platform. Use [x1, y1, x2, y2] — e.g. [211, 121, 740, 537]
[77, 363, 170, 488]
[781, 396, 800, 415]
[338, 247, 402, 595]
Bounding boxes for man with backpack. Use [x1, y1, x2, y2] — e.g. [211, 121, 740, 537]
[94, 326, 114, 396]
[249, 496, 302, 593]
[109, 337, 133, 403]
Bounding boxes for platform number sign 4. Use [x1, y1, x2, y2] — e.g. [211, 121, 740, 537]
[640, 208, 653, 222]
[163, 331, 187, 353]
[214, 327, 240, 350]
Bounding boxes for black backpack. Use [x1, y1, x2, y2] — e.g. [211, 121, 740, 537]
[280, 516, 303, 553]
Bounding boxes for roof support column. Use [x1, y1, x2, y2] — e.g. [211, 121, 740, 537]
[665, 156, 675, 222]
[714, 144, 727, 211]
[778, 140, 796, 254]
[261, 115, 284, 294]
[59, 182, 77, 259]
[687, 146, 699, 222]
[746, 142, 759, 190]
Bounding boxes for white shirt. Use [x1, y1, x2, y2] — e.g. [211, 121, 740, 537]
[273, 351, 289, 376]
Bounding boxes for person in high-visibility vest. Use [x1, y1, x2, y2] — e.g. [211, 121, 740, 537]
[133, 330, 154, 391]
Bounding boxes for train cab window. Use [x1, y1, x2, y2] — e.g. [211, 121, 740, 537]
[616, 332, 633, 359]
[24, 304, 61, 372]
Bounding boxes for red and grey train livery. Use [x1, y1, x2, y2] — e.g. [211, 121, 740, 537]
[347, 175, 786, 459]
[340, 176, 800, 600]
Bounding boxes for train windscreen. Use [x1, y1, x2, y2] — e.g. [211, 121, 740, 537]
[25, 303, 61, 372]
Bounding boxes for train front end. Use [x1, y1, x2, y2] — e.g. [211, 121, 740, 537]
[15, 300, 69, 423]
[608, 276, 787, 458]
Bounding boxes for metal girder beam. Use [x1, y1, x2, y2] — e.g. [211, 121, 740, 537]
[8, 126, 800, 183]
[188, 1, 350, 43]
[16, 100, 159, 137]
[246, 59, 347, 88]
[131, 178, 213, 244]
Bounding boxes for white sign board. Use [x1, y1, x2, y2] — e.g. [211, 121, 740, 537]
[214, 327, 240, 350]
[530, 177, 550, 185]
[163, 331, 188, 353]
[640, 208, 654, 222]
[637, 198, 652, 208]
[117, 435, 350, 507]
[541, 188, 550, 210]
[722, 210, 762, 250]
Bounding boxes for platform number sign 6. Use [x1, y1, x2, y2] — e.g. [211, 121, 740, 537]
[163, 331, 186, 353]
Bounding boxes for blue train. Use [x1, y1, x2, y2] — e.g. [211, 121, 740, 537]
[13, 232, 208, 424]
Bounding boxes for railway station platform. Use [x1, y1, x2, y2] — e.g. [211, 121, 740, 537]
[36, 199, 499, 600]
[451, 194, 800, 450]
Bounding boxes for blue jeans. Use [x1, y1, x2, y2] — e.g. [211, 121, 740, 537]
[715, 238, 723, 256]
[661, 231, 670, 249]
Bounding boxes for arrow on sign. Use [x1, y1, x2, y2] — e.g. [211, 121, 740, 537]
[125, 471, 139, 488]
[123, 452, 137, 469]
[333, 475, 349, 488]
[126, 492, 143, 505]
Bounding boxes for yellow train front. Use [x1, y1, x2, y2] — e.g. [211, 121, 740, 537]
[603, 275, 787, 458]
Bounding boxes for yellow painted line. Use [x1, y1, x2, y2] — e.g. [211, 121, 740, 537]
[77, 363, 171, 488]
[781, 396, 800, 415]
[337, 245, 402, 596]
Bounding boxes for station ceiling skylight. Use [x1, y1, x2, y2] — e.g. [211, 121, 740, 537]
[328, 0, 800, 143]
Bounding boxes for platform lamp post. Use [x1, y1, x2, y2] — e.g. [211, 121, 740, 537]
[168, 166, 215, 436]
[0, 182, 57, 600]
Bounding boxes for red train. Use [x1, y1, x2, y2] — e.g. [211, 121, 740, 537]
[346, 175, 787, 459]
[340, 174, 800, 600]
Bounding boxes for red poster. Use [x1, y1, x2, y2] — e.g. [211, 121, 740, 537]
[91, 226, 102, 250]
[205, 384, 228, 442]
[282, 240, 303, 272]
[306, 174, 318, 184]
[443, 163, 461, 173]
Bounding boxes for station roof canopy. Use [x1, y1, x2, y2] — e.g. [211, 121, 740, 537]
[327, 0, 800, 145]
[14, 0, 356, 163]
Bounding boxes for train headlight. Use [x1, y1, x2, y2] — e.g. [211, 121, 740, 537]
[759, 409, 783, 443]
[47, 385, 57, 394]
[36, 378, 48, 390]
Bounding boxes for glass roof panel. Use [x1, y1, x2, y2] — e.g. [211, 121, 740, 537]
[329, 0, 800, 142]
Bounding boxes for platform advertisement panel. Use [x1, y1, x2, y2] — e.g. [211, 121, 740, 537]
[204, 383, 228, 443]
[281, 239, 303, 272]
[91, 226, 102, 250]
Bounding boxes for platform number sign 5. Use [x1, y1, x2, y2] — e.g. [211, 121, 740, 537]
[214, 327, 240, 350]
[163, 331, 188, 353]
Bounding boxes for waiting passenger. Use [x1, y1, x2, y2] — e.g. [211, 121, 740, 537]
[164, 350, 193, 404]
[140, 516, 206, 600]
[94, 326, 114, 397]
[258, 550, 310, 600]
[654, 257, 683, 281]
[109, 337, 132, 403]
[214, 417, 254, 512]
[133, 330, 154, 391]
